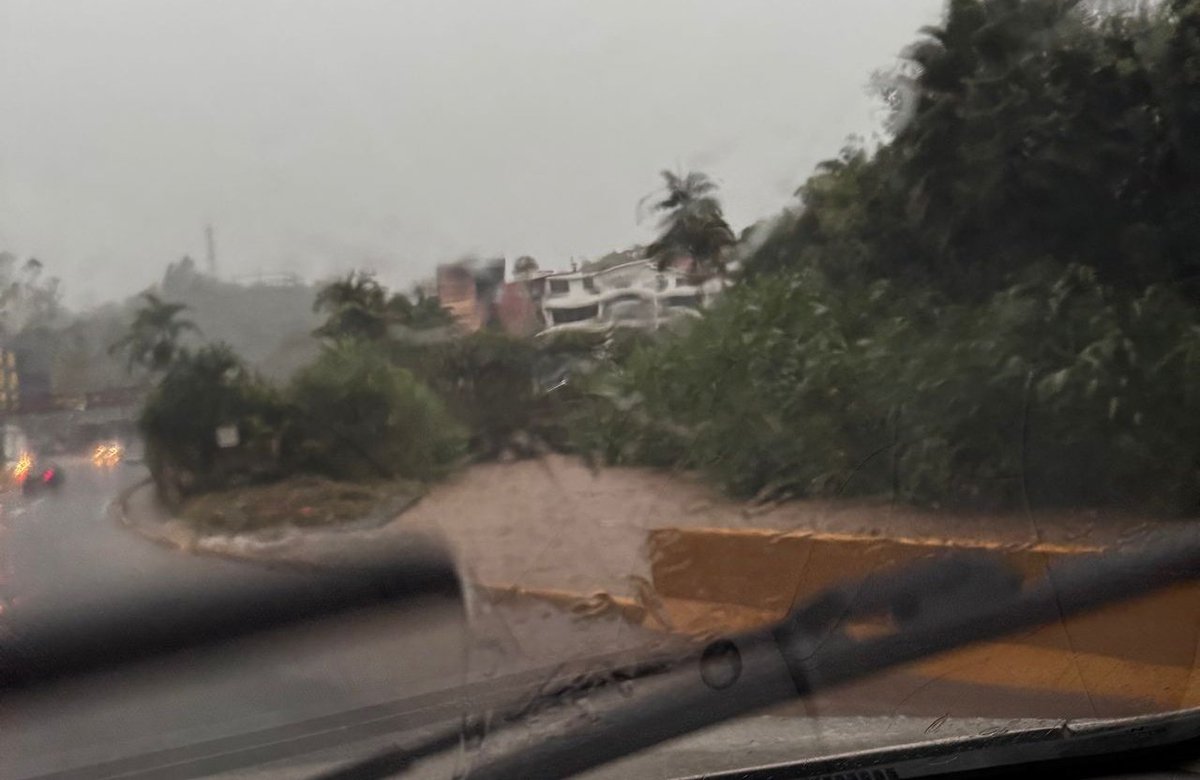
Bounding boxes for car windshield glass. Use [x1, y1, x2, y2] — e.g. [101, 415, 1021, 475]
[2, 1, 1200, 779]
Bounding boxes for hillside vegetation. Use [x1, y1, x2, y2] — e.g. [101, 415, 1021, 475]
[573, 0, 1200, 515]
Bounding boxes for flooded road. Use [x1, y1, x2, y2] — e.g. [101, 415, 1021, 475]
[0, 457, 1188, 779]
[0, 459, 664, 779]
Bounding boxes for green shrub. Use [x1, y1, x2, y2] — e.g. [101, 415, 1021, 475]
[542, 362, 686, 467]
[391, 331, 540, 457]
[286, 341, 466, 480]
[140, 343, 287, 505]
[589, 265, 1200, 514]
[619, 270, 899, 497]
[871, 265, 1200, 511]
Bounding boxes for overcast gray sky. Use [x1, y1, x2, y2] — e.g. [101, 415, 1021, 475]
[0, 0, 942, 307]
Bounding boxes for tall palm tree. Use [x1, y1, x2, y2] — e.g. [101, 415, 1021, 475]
[313, 271, 387, 315]
[643, 170, 736, 279]
[315, 271, 454, 341]
[109, 292, 198, 372]
[313, 271, 389, 342]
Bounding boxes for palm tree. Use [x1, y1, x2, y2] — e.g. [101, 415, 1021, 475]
[109, 292, 198, 372]
[316, 272, 455, 341]
[643, 170, 736, 279]
[313, 271, 389, 342]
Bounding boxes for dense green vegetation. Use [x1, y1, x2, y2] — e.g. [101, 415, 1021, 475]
[644, 171, 735, 278]
[134, 0, 1200, 518]
[748, 0, 1200, 301]
[108, 293, 198, 373]
[574, 0, 1200, 515]
[134, 267, 551, 502]
[591, 265, 1200, 512]
[140, 344, 287, 504]
[135, 279, 467, 503]
[391, 331, 542, 457]
[312, 270, 454, 344]
[285, 341, 466, 481]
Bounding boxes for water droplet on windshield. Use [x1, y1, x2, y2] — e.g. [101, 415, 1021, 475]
[700, 639, 742, 690]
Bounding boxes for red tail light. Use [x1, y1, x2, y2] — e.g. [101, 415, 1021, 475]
[42, 469, 55, 483]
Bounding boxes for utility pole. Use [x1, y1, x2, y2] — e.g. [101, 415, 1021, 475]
[204, 224, 217, 278]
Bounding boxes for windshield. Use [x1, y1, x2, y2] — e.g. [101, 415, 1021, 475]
[2, 1, 1200, 778]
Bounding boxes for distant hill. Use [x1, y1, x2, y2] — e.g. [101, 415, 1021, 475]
[160, 258, 321, 379]
[45, 258, 323, 396]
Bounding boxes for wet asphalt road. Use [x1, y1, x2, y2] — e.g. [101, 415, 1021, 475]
[0, 460, 663, 779]
[0, 459, 1147, 780]
[0, 460, 471, 777]
[0, 461, 288, 614]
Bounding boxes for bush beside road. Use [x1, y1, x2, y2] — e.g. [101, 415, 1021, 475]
[177, 475, 422, 536]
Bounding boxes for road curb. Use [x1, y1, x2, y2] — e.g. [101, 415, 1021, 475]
[475, 582, 652, 628]
[111, 480, 366, 572]
[110, 477, 178, 548]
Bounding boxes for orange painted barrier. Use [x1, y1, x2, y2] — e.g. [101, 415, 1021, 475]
[647, 527, 1200, 717]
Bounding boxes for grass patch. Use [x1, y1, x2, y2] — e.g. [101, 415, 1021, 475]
[179, 475, 423, 535]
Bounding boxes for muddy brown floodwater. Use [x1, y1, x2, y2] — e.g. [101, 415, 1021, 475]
[392, 454, 1178, 601]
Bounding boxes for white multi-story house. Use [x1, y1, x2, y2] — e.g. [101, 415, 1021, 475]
[539, 259, 724, 335]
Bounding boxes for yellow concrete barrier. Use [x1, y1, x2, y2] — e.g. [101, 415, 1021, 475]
[647, 527, 1200, 715]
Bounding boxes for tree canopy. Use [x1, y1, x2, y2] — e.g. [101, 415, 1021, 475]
[109, 292, 198, 373]
[644, 170, 736, 278]
[313, 271, 453, 342]
[572, 0, 1200, 515]
[745, 0, 1200, 303]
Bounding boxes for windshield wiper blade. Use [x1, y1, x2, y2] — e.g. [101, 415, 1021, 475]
[309, 652, 686, 780]
[326, 525, 1200, 780]
[0, 539, 461, 694]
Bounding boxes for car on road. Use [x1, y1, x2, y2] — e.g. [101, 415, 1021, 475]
[0, 425, 60, 495]
[18, 458, 64, 496]
[90, 441, 124, 468]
